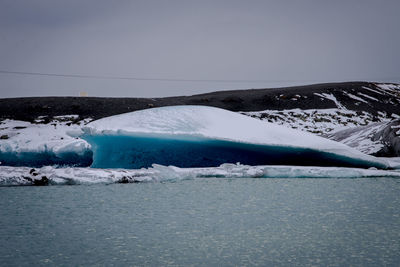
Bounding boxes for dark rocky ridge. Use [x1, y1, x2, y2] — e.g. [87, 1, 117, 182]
[1, 81, 399, 122]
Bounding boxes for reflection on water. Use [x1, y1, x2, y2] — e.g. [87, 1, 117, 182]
[0, 178, 399, 266]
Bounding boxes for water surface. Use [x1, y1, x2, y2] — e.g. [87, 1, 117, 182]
[1, 178, 399, 266]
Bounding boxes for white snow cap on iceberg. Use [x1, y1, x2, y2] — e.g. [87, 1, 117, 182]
[82, 105, 390, 168]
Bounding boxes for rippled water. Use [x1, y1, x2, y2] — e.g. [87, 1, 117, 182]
[1, 178, 400, 266]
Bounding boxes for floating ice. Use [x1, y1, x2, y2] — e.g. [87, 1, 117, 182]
[81, 106, 390, 169]
[0, 118, 92, 167]
[1, 164, 399, 186]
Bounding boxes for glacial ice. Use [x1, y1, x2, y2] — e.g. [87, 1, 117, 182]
[81, 105, 390, 169]
[0, 118, 92, 167]
[1, 164, 400, 186]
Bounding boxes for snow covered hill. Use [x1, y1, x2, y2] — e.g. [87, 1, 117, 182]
[239, 83, 400, 156]
[1, 82, 399, 122]
[325, 120, 400, 157]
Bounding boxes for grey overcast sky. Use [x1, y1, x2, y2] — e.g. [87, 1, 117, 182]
[0, 0, 399, 98]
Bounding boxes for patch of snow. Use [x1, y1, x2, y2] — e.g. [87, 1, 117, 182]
[374, 83, 400, 97]
[362, 86, 385, 95]
[392, 114, 400, 119]
[378, 111, 387, 117]
[343, 92, 369, 104]
[314, 93, 347, 110]
[53, 115, 79, 119]
[357, 92, 379, 101]
[376, 83, 400, 91]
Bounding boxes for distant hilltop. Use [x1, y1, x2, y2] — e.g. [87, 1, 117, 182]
[0, 81, 399, 122]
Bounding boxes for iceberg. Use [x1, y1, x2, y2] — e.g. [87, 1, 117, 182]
[0, 119, 92, 167]
[81, 105, 390, 169]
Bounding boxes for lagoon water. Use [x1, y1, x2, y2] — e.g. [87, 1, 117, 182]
[1, 178, 400, 266]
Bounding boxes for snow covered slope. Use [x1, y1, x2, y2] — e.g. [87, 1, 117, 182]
[240, 82, 400, 155]
[241, 108, 394, 135]
[325, 120, 400, 156]
[81, 106, 390, 169]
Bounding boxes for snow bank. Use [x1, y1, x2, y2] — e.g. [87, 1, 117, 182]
[81, 106, 390, 169]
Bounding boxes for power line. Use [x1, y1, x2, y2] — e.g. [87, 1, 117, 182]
[0, 70, 313, 84]
[2, 70, 398, 85]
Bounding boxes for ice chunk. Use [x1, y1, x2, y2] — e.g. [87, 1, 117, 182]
[81, 106, 390, 169]
[1, 164, 400, 186]
[0, 119, 92, 167]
